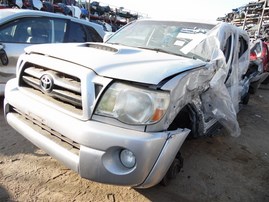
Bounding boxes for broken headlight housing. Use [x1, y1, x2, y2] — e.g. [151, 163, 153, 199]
[95, 82, 170, 125]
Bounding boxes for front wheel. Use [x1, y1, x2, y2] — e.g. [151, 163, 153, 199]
[241, 92, 250, 105]
[262, 75, 269, 84]
[160, 153, 183, 186]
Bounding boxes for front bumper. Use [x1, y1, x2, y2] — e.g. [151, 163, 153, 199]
[4, 79, 190, 188]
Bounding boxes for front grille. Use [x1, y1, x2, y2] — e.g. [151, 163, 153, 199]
[20, 64, 82, 114]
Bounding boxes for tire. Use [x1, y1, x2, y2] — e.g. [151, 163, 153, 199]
[241, 92, 250, 105]
[262, 75, 269, 84]
[160, 153, 183, 186]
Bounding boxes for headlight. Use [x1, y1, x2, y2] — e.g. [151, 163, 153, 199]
[95, 82, 170, 124]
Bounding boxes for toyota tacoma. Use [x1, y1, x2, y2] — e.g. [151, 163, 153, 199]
[4, 19, 251, 188]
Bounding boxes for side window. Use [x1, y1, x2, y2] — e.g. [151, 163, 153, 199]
[238, 36, 248, 58]
[0, 19, 33, 43]
[222, 34, 234, 84]
[52, 19, 67, 43]
[67, 21, 87, 42]
[0, 22, 15, 42]
[0, 18, 52, 44]
[27, 19, 51, 44]
[223, 35, 232, 63]
[84, 25, 103, 42]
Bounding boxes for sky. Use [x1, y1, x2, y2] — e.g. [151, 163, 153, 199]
[96, 0, 252, 22]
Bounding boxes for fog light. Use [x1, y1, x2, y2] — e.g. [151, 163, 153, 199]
[120, 149, 136, 168]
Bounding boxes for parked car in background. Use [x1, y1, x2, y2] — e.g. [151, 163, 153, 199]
[0, 9, 105, 95]
[248, 39, 269, 92]
[4, 19, 252, 188]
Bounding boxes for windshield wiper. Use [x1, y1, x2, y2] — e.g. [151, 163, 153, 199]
[137, 46, 193, 58]
[137, 46, 164, 52]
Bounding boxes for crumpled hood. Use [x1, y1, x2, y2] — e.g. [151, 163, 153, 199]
[25, 43, 206, 85]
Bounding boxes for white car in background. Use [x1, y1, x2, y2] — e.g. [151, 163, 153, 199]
[0, 9, 105, 95]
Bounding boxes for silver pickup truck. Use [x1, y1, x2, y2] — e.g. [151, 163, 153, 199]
[4, 19, 251, 188]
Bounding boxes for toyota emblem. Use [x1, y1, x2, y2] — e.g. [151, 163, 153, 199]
[40, 74, 53, 93]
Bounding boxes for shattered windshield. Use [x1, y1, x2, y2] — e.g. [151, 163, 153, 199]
[106, 20, 215, 60]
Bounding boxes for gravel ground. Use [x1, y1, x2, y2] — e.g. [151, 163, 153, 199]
[0, 85, 269, 202]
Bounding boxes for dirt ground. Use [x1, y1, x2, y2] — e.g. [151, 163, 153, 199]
[0, 85, 269, 202]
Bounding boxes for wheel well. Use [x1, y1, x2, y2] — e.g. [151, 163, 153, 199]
[168, 104, 198, 138]
[160, 104, 199, 186]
